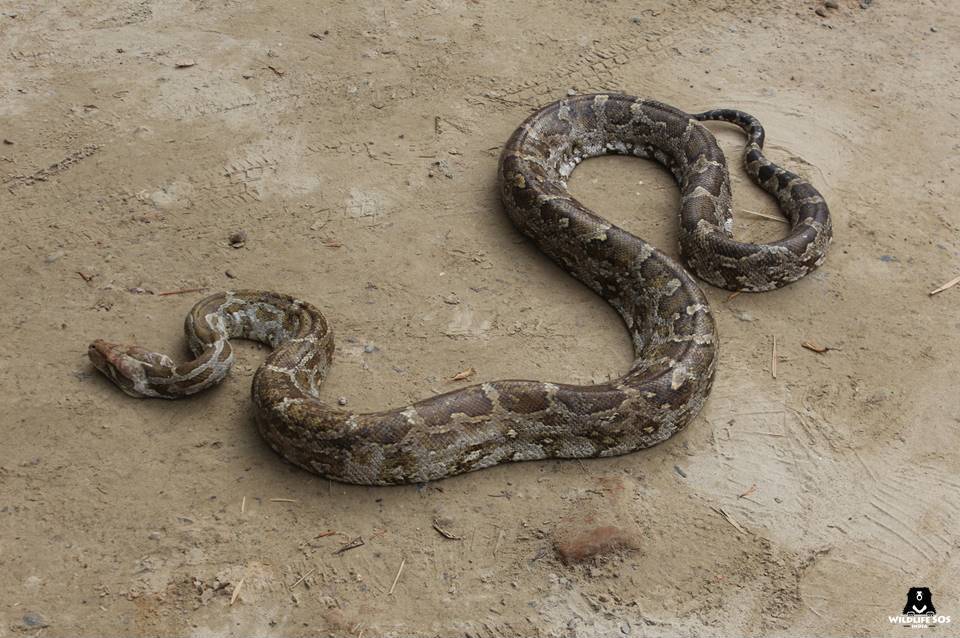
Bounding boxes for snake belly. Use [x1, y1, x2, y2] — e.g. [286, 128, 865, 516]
[88, 94, 831, 485]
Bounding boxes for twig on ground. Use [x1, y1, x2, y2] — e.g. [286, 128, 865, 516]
[333, 537, 365, 555]
[433, 519, 462, 540]
[388, 558, 405, 595]
[929, 274, 960, 296]
[314, 530, 338, 538]
[740, 208, 788, 223]
[288, 567, 315, 591]
[711, 506, 747, 534]
[771, 335, 778, 379]
[801, 341, 829, 353]
[449, 367, 476, 382]
[230, 578, 244, 606]
[158, 287, 205, 297]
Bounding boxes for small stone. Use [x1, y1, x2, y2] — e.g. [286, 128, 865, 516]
[428, 159, 453, 179]
[45, 250, 64, 263]
[815, 7, 827, 17]
[824, 0, 838, 8]
[566, 88, 577, 96]
[174, 59, 196, 68]
[21, 612, 49, 629]
[442, 293, 460, 305]
[879, 255, 896, 262]
[225, 270, 237, 279]
[859, 0, 872, 7]
[930, 26, 938, 32]
[148, 531, 162, 540]
[629, 16, 642, 25]
[337, 396, 348, 406]
[363, 344, 378, 353]
[865, 391, 890, 405]
[2, 138, 12, 145]
[228, 230, 247, 248]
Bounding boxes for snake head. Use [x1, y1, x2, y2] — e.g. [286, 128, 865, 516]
[88, 339, 174, 398]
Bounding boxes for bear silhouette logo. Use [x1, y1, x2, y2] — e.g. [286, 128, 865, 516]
[902, 588, 936, 616]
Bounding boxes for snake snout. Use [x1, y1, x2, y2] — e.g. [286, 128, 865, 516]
[87, 340, 113, 371]
[88, 339, 137, 378]
[88, 339, 155, 397]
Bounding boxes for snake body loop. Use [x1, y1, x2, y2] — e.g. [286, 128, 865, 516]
[89, 94, 831, 484]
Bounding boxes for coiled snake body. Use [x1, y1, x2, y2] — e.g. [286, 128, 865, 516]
[89, 94, 831, 484]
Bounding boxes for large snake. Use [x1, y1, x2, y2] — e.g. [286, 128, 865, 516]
[89, 94, 831, 485]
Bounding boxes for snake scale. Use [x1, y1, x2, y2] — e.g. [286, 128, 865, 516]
[89, 94, 831, 485]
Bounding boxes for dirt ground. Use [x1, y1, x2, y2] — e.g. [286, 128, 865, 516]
[2, 1, 959, 636]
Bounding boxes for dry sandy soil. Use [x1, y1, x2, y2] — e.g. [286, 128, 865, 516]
[2, 1, 959, 636]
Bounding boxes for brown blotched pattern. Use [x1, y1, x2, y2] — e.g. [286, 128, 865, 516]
[88, 94, 831, 485]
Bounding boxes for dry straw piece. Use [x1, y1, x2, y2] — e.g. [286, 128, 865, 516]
[929, 274, 960, 296]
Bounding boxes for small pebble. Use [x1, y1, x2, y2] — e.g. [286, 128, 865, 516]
[442, 293, 460, 305]
[21, 612, 49, 629]
[930, 26, 938, 33]
[337, 396, 348, 406]
[174, 59, 196, 68]
[629, 16, 642, 25]
[228, 230, 247, 248]
[815, 7, 828, 17]
[428, 159, 453, 179]
[825, 0, 838, 8]
[2, 138, 12, 145]
[225, 269, 237, 279]
[363, 344, 378, 353]
[148, 531, 162, 540]
[45, 250, 64, 263]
